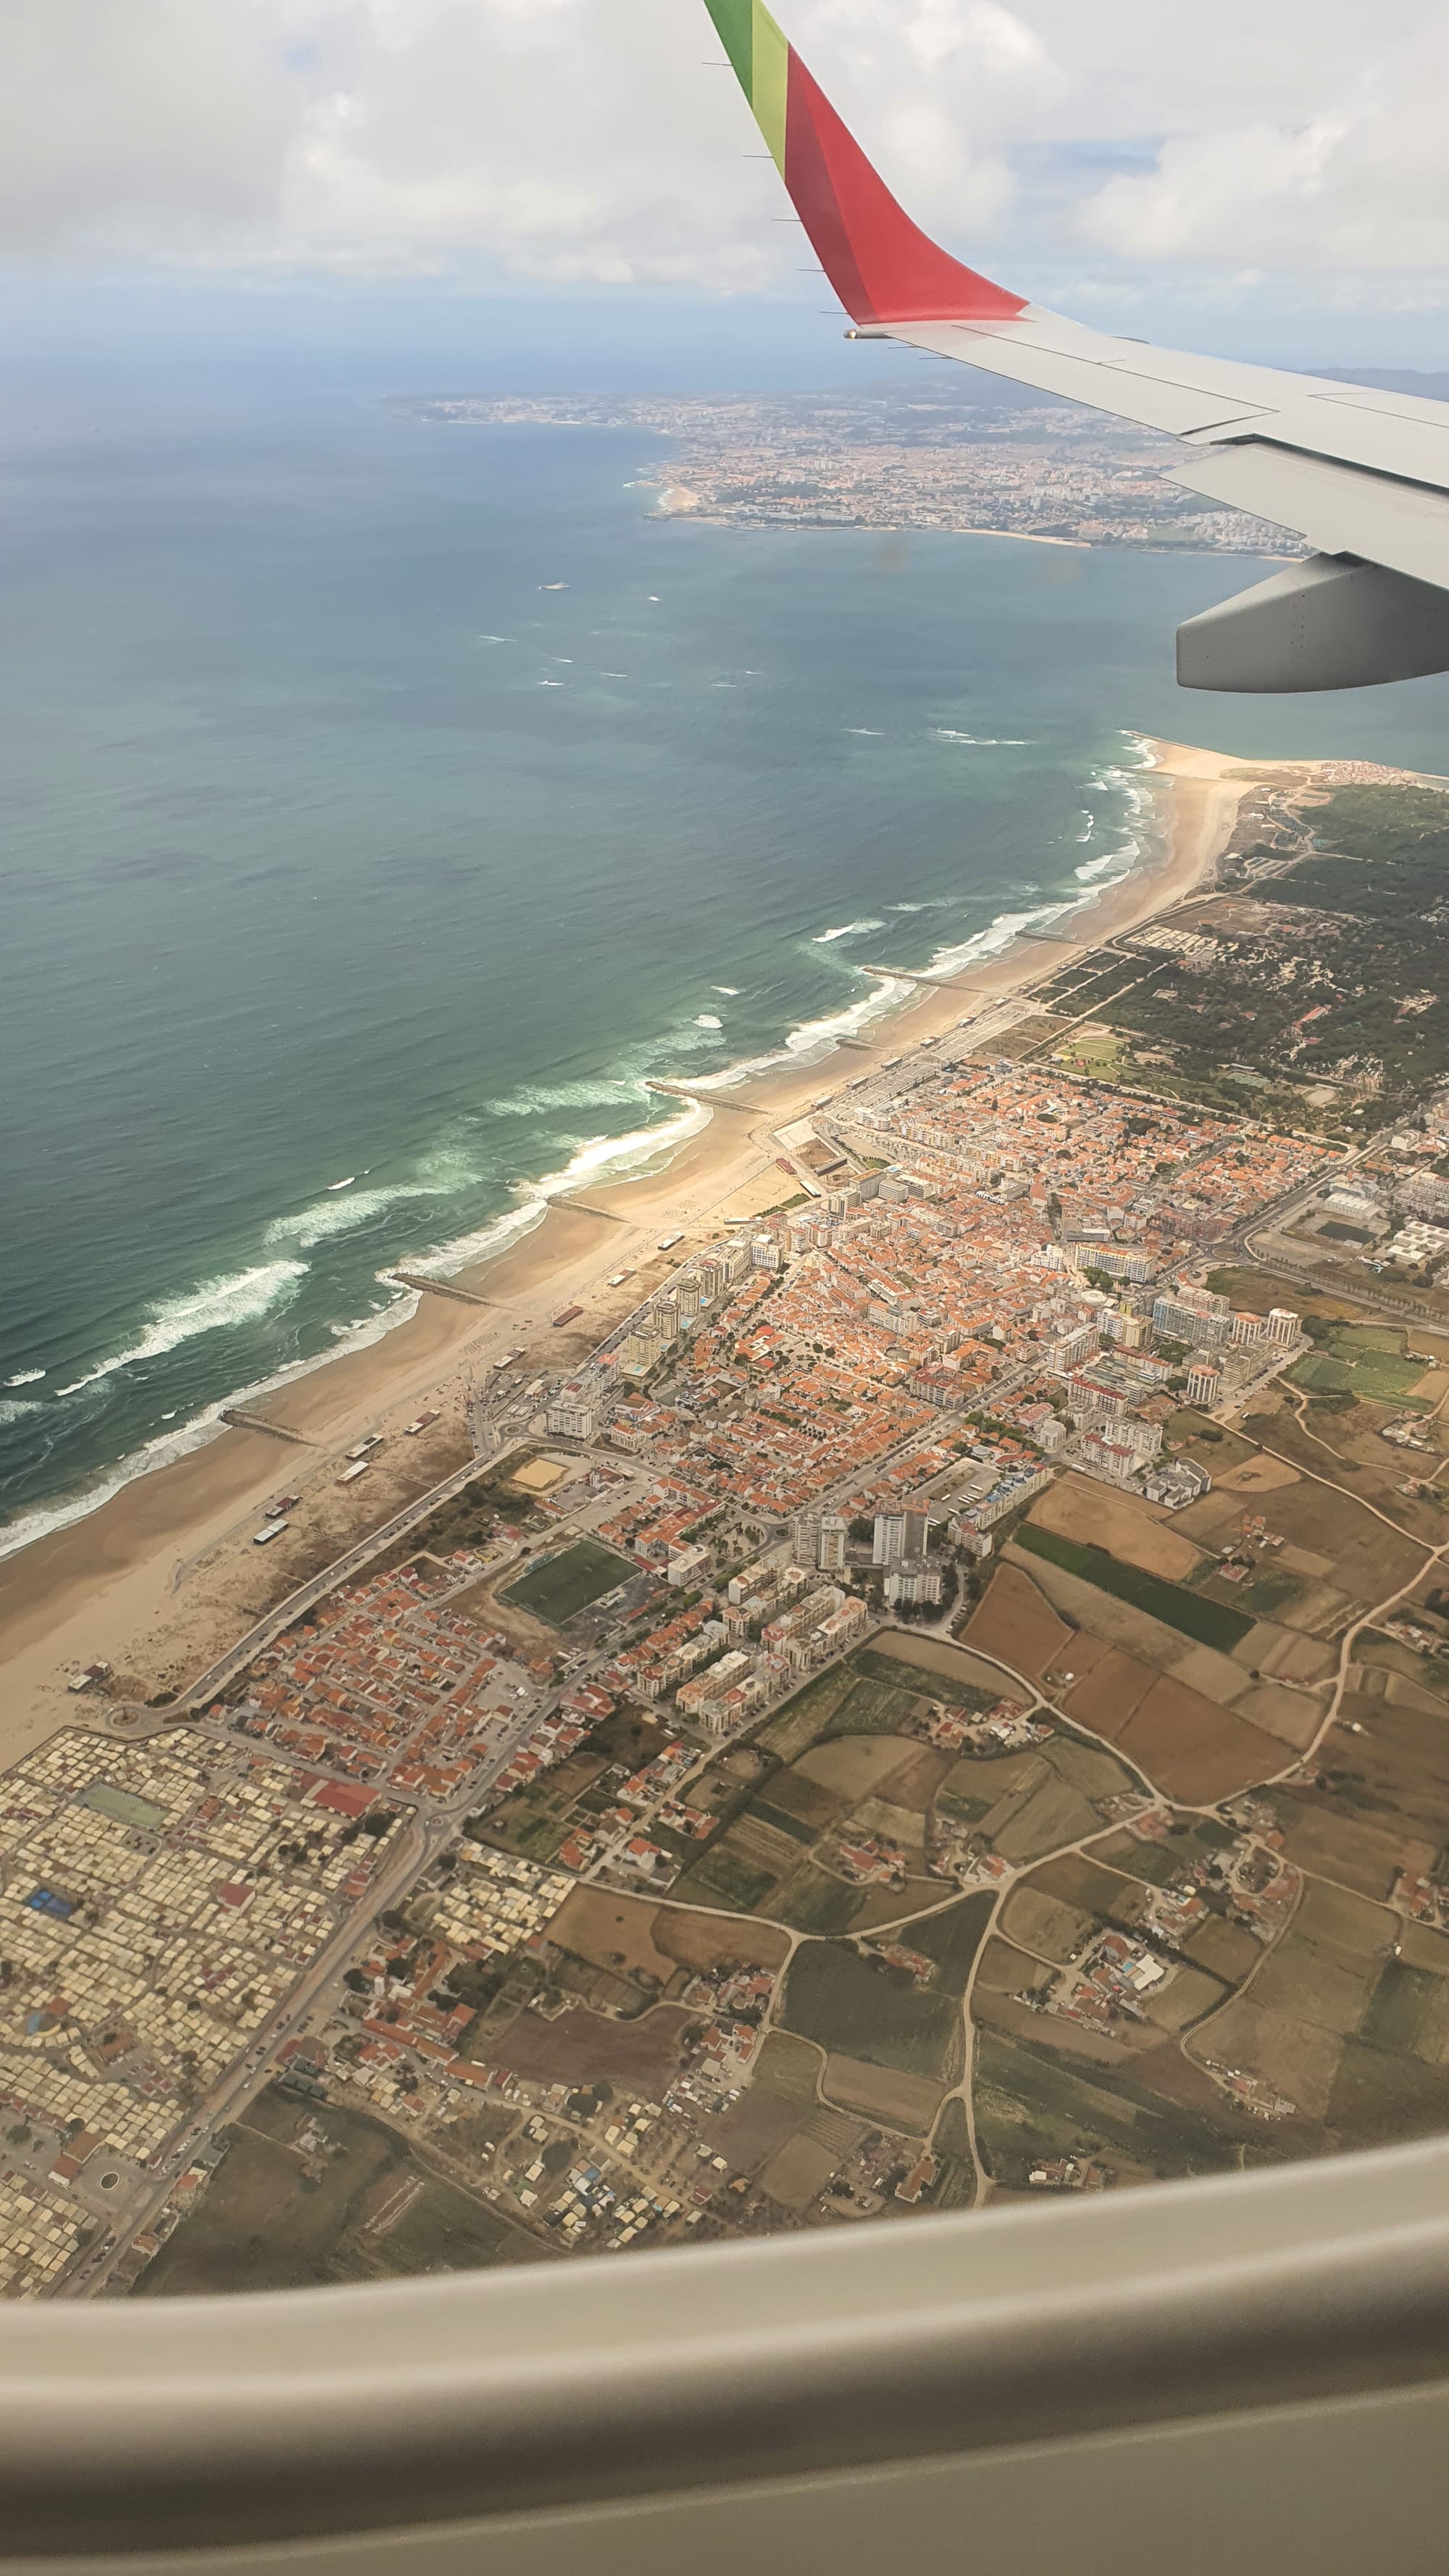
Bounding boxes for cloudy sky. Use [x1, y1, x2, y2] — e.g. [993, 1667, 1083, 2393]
[7, 0, 1449, 365]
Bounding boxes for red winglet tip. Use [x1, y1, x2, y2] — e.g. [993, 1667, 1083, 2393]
[785, 51, 1024, 327]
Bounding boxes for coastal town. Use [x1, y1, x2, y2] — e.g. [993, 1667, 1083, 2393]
[398, 389, 1290, 556]
[4, 744, 1449, 2298]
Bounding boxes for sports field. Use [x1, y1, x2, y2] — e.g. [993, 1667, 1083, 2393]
[499, 1538, 632, 1625]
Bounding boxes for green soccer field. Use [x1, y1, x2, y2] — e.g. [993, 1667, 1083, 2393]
[499, 1537, 634, 1625]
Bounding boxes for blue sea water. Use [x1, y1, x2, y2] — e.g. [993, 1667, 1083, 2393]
[4, 384, 1449, 1555]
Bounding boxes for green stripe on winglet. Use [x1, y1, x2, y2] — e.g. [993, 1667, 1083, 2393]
[751, 0, 788, 171]
[704, 0, 753, 90]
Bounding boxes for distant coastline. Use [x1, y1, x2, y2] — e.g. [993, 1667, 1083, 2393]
[409, 390, 1297, 558]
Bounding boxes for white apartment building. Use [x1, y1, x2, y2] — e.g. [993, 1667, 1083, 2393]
[545, 1397, 596, 1442]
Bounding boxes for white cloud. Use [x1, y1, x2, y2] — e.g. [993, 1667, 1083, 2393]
[1083, 120, 1348, 264]
[3, 0, 1449, 302]
[0, 0, 296, 257]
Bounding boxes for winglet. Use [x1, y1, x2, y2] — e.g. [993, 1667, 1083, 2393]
[703, 0, 1025, 327]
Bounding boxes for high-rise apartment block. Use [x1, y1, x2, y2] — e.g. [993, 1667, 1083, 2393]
[1152, 1287, 1230, 1347]
[873, 1505, 929, 1567]
[1050, 1323, 1098, 1374]
[817, 1515, 848, 1574]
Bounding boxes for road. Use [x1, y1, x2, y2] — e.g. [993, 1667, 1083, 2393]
[55, 1049, 1444, 2263]
[68, 1810, 443, 2297]
[178, 1441, 514, 1712]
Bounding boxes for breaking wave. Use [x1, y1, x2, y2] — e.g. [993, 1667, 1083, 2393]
[265, 1182, 435, 1252]
[54, 1261, 308, 1397]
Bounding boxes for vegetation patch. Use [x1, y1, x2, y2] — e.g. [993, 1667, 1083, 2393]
[902, 1892, 997, 1997]
[673, 1840, 778, 1915]
[753, 1664, 859, 1764]
[774, 1868, 864, 1935]
[1290, 1341, 1427, 1406]
[1014, 1523, 1253, 1652]
[369, 2181, 522, 2278]
[974, 2029, 1248, 2188]
[781, 1941, 961, 2081]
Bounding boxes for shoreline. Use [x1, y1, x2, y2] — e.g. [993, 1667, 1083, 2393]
[0, 738, 1148, 1577]
[0, 734, 1340, 1747]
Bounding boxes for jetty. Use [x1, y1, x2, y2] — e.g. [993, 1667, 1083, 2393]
[645, 1082, 764, 1115]
[858, 964, 990, 990]
[219, 1410, 314, 1447]
[388, 1271, 497, 1309]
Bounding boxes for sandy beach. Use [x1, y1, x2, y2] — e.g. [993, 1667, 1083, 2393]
[0, 734, 1311, 1746]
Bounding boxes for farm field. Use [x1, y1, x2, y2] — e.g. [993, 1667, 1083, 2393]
[488, 1998, 698, 2091]
[821, 2057, 947, 2132]
[998, 1544, 1319, 1761]
[898, 1891, 998, 1995]
[999, 1882, 1101, 1962]
[1190, 1874, 1449, 2145]
[548, 1888, 788, 1990]
[1232, 1404, 1449, 1547]
[961, 1564, 1076, 1679]
[1265, 1694, 1449, 1897]
[135, 2088, 546, 2297]
[1288, 1323, 1435, 1409]
[1028, 1476, 1205, 1582]
[961, 1557, 1296, 1799]
[1357, 1634, 1449, 1708]
[674, 1639, 1140, 1927]
[972, 2028, 1251, 2191]
[367, 2180, 528, 2280]
[1014, 1524, 1253, 1653]
[498, 1538, 633, 1626]
[701, 2031, 822, 2175]
[1112, 1673, 1288, 1805]
[780, 1941, 963, 2084]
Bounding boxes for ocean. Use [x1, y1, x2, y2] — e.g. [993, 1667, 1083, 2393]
[4, 383, 1449, 1557]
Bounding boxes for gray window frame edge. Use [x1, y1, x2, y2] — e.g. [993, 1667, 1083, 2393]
[4, 2131, 1449, 2559]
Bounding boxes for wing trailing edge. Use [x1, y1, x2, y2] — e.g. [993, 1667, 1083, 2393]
[698, 0, 1449, 687]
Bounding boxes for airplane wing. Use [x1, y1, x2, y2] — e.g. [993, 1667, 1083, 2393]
[700, 0, 1449, 690]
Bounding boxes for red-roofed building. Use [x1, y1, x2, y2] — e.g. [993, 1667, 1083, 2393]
[312, 1781, 375, 1819]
